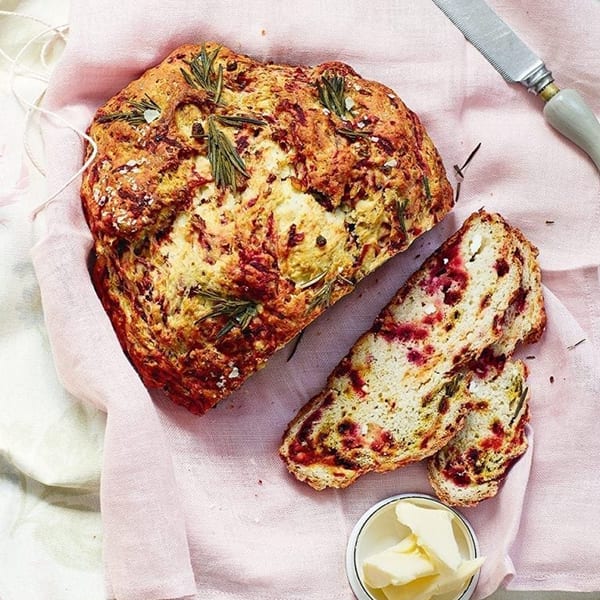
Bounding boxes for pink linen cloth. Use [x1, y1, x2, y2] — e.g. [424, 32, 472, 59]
[31, 1, 600, 598]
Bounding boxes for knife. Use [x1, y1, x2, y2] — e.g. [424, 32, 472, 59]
[432, 0, 600, 172]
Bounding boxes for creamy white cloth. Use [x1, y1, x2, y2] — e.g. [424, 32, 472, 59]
[0, 3, 105, 599]
[2, 1, 600, 599]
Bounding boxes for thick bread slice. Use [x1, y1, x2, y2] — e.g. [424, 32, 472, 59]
[279, 211, 526, 490]
[488, 227, 546, 360]
[427, 360, 530, 507]
[427, 231, 545, 506]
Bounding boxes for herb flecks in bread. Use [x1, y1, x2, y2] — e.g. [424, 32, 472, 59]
[428, 360, 531, 506]
[81, 43, 454, 414]
[279, 211, 546, 501]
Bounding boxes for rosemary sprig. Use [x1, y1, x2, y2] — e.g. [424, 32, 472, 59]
[453, 142, 482, 203]
[306, 273, 354, 313]
[397, 198, 409, 235]
[192, 115, 266, 189]
[206, 116, 249, 190]
[317, 73, 348, 118]
[194, 287, 259, 339]
[422, 175, 432, 202]
[97, 94, 161, 125]
[509, 383, 528, 426]
[335, 127, 373, 140]
[180, 44, 224, 104]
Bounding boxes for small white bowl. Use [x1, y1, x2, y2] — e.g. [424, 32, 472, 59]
[346, 493, 481, 600]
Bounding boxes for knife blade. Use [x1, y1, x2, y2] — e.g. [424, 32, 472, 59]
[432, 0, 600, 172]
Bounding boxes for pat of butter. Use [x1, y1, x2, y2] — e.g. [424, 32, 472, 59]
[362, 535, 436, 588]
[395, 500, 461, 570]
[379, 556, 486, 600]
[362, 499, 485, 600]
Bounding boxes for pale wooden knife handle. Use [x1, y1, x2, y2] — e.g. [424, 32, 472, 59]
[541, 86, 600, 172]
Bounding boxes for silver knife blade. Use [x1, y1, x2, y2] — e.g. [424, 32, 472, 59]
[432, 0, 600, 172]
[432, 0, 554, 94]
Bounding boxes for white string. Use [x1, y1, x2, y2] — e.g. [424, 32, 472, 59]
[0, 10, 66, 82]
[6, 18, 69, 174]
[0, 10, 98, 219]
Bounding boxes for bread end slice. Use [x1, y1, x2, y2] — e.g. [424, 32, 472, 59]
[427, 359, 530, 507]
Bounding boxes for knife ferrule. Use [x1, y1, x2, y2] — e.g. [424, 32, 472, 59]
[523, 63, 554, 96]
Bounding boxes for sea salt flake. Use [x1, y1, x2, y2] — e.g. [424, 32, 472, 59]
[423, 303, 436, 315]
[143, 108, 160, 124]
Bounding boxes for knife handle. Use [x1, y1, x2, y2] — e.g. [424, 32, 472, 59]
[541, 86, 600, 172]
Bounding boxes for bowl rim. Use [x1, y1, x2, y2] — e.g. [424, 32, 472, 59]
[345, 492, 481, 600]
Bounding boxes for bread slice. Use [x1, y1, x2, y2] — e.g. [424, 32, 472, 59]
[487, 225, 546, 362]
[426, 231, 545, 505]
[427, 359, 530, 506]
[279, 210, 529, 490]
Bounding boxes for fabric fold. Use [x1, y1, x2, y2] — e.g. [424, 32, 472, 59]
[31, 233, 197, 599]
[27, 1, 600, 598]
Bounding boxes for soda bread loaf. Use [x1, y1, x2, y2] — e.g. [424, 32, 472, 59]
[279, 210, 545, 497]
[427, 359, 530, 507]
[81, 43, 453, 414]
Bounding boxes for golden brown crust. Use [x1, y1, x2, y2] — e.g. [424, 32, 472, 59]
[81, 43, 453, 414]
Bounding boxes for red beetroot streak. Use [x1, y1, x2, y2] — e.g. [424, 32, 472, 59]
[380, 323, 429, 343]
[421, 241, 469, 306]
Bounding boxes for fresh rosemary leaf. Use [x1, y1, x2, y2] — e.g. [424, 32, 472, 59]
[509, 384, 528, 426]
[287, 329, 305, 362]
[306, 273, 353, 313]
[206, 116, 249, 190]
[423, 175, 432, 202]
[453, 142, 482, 203]
[567, 338, 586, 350]
[297, 271, 327, 290]
[317, 73, 348, 118]
[98, 94, 161, 125]
[181, 44, 224, 103]
[215, 115, 267, 128]
[195, 287, 258, 339]
[454, 141, 482, 178]
[336, 127, 372, 140]
[397, 198, 408, 235]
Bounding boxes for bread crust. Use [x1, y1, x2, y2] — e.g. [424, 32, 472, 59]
[81, 43, 453, 414]
[279, 210, 542, 491]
